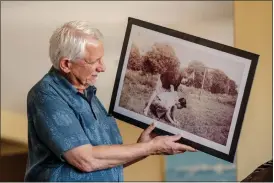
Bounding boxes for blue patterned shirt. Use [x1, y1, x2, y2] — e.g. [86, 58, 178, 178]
[24, 67, 124, 181]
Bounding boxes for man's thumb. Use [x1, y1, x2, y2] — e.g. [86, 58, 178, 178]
[143, 122, 156, 134]
[170, 134, 182, 141]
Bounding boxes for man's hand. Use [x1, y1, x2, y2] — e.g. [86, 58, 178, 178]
[124, 123, 157, 168]
[137, 122, 158, 143]
[138, 122, 197, 156]
[149, 134, 197, 155]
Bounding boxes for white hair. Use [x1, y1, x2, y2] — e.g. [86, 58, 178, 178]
[49, 20, 104, 70]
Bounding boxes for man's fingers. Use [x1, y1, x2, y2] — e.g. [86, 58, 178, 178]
[151, 133, 158, 138]
[169, 135, 197, 152]
[169, 134, 182, 142]
[143, 122, 156, 135]
[175, 143, 197, 152]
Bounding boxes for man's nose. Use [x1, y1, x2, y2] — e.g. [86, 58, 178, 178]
[97, 60, 106, 72]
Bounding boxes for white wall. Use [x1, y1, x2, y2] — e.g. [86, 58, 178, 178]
[1, 1, 233, 143]
[1, 1, 233, 112]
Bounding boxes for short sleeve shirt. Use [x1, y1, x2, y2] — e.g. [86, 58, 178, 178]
[157, 91, 179, 109]
[24, 67, 124, 181]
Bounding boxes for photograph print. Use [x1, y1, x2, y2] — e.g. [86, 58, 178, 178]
[109, 17, 259, 162]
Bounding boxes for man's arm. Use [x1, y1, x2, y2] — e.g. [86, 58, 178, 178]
[170, 84, 175, 92]
[166, 106, 177, 125]
[170, 105, 179, 124]
[64, 134, 196, 172]
[123, 156, 148, 168]
[123, 123, 158, 168]
[63, 142, 151, 172]
[144, 74, 161, 115]
[144, 91, 157, 116]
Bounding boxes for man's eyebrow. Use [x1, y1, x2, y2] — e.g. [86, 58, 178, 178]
[88, 58, 100, 63]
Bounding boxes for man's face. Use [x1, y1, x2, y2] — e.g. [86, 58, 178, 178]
[68, 40, 105, 88]
[176, 98, 187, 109]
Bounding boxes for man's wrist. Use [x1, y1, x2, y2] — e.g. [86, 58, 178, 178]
[144, 140, 156, 156]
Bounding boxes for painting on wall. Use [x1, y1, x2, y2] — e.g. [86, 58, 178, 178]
[108, 17, 259, 162]
[165, 152, 237, 181]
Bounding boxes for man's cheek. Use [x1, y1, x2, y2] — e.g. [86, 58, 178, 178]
[83, 70, 92, 77]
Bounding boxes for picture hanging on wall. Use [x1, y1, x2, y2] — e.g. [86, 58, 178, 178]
[108, 17, 259, 162]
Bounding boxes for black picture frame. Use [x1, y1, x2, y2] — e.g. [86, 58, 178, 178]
[108, 17, 259, 163]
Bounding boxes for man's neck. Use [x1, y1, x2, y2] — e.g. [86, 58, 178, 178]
[77, 88, 85, 94]
[56, 68, 88, 93]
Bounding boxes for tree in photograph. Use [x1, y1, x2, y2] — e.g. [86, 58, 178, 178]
[187, 60, 206, 89]
[181, 67, 195, 87]
[227, 79, 238, 96]
[180, 62, 238, 96]
[142, 42, 182, 91]
[210, 69, 229, 94]
[127, 43, 144, 71]
[202, 70, 213, 92]
[142, 42, 180, 75]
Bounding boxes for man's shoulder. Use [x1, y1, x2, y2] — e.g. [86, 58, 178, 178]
[157, 91, 178, 107]
[27, 73, 57, 100]
[158, 91, 176, 99]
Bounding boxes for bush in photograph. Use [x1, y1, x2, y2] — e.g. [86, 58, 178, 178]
[227, 79, 238, 96]
[127, 43, 144, 71]
[119, 70, 158, 113]
[142, 43, 180, 75]
[187, 60, 206, 89]
[209, 69, 229, 94]
[181, 60, 238, 96]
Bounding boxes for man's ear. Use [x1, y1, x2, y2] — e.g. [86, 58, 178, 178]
[59, 58, 71, 73]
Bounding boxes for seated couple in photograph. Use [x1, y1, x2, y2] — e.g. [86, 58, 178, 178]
[143, 72, 186, 125]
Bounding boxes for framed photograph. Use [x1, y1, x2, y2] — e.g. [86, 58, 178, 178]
[108, 17, 259, 163]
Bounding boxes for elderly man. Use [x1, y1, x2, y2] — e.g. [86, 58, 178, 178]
[24, 21, 196, 182]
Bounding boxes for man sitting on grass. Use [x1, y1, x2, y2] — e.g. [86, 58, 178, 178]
[144, 82, 186, 125]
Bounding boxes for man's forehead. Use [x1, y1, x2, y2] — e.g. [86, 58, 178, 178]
[86, 36, 103, 46]
[85, 38, 104, 58]
[85, 38, 104, 51]
[85, 36, 103, 44]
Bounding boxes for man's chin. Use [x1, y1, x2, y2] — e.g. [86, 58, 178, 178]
[86, 80, 96, 86]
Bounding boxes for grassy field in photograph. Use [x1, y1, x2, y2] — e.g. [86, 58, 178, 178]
[119, 70, 237, 145]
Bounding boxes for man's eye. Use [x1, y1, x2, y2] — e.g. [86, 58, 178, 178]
[88, 60, 97, 64]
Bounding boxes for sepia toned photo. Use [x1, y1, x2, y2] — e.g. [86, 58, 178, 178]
[119, 41, 244, 147]
[109, 17, 259, 162]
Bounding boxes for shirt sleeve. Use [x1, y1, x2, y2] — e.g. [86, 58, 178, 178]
[157, 92, 178, 109]
[30, 91, 90, 161]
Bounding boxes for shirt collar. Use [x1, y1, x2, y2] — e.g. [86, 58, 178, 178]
[48, 66, 97, 97]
